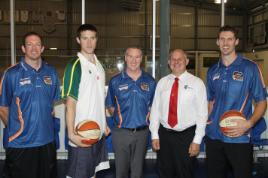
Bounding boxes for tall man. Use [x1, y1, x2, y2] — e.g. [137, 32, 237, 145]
[62, 24, 109, 178]
[206, 25, 267, 178]
[149, 49, 208, 178]
[0, 32, 60, 178]
[106, 47, 156, 178]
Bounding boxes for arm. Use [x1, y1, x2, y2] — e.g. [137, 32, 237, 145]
[106, 107, 115, 116]
[189, 80, 208, 157]
[249, 100, 267, 126]
[0, 106, 8, 127]
[226, 100, 267, 137]
[66, 96, 90, 147]
[208, 100, 214, 116]
[149, 82, 161, 151]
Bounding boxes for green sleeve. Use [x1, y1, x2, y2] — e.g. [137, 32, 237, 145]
[61, 58, 81, 100]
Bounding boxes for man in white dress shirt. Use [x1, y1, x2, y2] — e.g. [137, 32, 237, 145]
[149, 49, 208, 178]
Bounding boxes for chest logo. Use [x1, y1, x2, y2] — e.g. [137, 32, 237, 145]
[118, 84, 128, 91]
[232, 71, 243, 81]
[213, 73, 220, 81]
[43, 76, 52, 85]
[141, 82, 149, 91]
[19, 78, 31, 86]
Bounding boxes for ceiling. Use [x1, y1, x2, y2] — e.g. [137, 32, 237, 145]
[118, 0, 268, 14]
[173, 0, 268, 13]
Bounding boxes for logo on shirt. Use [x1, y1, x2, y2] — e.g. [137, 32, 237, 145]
[43, 76, 52, 85]
[118, 84, 128, 91]
[232, 71, 243, 81]
[19, 78, 31, 86]
[184, 85, 193, 90]
[140, 82, 149, 91]
[212, 73, 220, 81]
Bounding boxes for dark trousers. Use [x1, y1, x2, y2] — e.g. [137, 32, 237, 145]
[157, 125, 196, 178]
[3, 142, 57, 178]
[206, 137, 253, 178]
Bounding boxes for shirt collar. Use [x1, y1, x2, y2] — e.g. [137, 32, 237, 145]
[168, 70, 189, 83]
[121, 70, 144, 80]
[219, 53, 243, 68]
[20, 57, 44, 72]
[77, 52, 99, 66]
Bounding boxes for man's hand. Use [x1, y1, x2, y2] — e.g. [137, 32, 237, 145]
[105, 125, 111, 136]
[152, 139, 160, 151]
[224, 119, 252, 137]
[188, 142, 200, 157]
[68, 132, 92, 147]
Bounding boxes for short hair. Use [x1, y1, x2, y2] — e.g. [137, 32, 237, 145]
[169, 49, 188, 60]
[77, 24, 98, 38]
[218, 25, 239, 39]
[125, 46, 143, 56]
[22, 32, 43, 46]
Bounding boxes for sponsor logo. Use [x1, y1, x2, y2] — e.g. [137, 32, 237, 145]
[232, 71, 243, 81]
[19, 78, 31, 86]
[118, 84, 128, 91]
[212, 73, 220, 81]
[141, 82, 149, 91]
[43, 76, 52, 85]
[184, 85, 193, 90]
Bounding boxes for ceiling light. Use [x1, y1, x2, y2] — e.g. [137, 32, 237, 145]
[214, 0, 227, 4]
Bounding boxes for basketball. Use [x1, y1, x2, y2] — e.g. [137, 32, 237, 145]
[76, 120, 101, 145]
[219, 110, 246, 137]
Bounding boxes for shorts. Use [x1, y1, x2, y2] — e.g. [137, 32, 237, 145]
[66, 137, 110, 178]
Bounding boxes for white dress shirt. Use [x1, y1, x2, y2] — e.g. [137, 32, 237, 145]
[149, 71, 208, 144]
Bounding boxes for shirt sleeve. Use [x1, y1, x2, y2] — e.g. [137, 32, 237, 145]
[0, 70, 13, 107]
[206, 68, 215, 101]
[149, 80, 157, 107]
[149, 80, 162, 140]
[105, 80, 116, 108]
[52, 70, 61, 102]
[193, 79, 208, 144]
[61, 59, 81, 100]
[251, 64, 267, 102]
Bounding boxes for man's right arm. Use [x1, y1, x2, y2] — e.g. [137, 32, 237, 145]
[65, 96, 90, 147]
[0, 106, 8, 127]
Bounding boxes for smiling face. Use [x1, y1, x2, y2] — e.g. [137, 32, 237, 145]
[76, 30, 97, 56]
[22, 34, 44, 62]
[168, 49, 189, 76]
[217, 31, 239, 57]
[125, 48, 142, 73]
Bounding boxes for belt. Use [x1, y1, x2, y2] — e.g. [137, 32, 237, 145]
[160, 124, 196, 134]
[121, 126, 148, 132]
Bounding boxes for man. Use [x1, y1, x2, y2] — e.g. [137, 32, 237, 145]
[0, 32, 60, 178]
[62, 24, 109, 178]
[206, 25, 267, 178]
[149, 49, 208, 178]
[106, 47, 156, 178]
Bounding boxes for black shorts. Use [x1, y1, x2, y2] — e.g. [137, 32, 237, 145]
[205, 137, 253, 178]
[2, 142, 57, 178]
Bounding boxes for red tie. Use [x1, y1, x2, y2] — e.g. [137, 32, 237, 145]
[168, 78, 179, 128]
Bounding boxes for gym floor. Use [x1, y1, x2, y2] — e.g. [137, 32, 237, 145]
[0, 158, 268, 178]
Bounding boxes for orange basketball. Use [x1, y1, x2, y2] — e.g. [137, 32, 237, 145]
[76, 120, 101, 145]
[219, 110, 246, 137]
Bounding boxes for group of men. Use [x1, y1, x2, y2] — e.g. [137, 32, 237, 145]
[0, 23, 267, 178]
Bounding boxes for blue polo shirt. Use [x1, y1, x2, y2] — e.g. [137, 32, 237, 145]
[0, 58, 60, 148]
[106, 71, 156, 129]
[207, 54, 267, 143]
